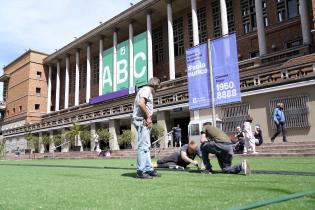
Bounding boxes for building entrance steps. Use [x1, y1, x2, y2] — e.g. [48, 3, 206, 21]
[2, 141, 315, 160]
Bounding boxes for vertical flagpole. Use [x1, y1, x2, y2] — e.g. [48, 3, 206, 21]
[207, 39, 216, 127]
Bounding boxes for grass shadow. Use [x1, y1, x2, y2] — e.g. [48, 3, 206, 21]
[121, 172, 137, 179]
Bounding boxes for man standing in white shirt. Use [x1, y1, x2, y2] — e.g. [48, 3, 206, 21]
[132, 77, 161, 179]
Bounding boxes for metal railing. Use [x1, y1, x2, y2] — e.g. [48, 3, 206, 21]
[151, 130, 173, 158]
[52, 141, 70, 159]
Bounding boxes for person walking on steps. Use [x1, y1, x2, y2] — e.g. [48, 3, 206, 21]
[271, 102, 288, 143]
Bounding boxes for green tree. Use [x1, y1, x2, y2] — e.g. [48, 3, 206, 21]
[65, 122, 87, 149]
[24, 129, 38, 152]
[151, 123, 165, 142]
[80, 130, 91, 149]
[41, 134, 51, 152]
[0, 139, 5, 158]
[97, 128, 111, 148]
[118, 129, 132, 149]
[52, 134, 63, 147]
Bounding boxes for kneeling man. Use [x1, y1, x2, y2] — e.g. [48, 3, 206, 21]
[200, 123, 251, 175]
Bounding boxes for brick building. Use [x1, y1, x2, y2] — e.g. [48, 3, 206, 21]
[2, 0, 315, 153]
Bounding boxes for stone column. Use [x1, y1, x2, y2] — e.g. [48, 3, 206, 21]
[61, 129, 69, 152]
[47, 65, 52, 113]
[55, 60, 60, 111]
[255, 0, 267, 56]
[49, 130, 54, 153]
[64, 55, 70, 109]
[299, 0, 311, 45]
[220, 0, 229, 35]
[167, 0, 175, 80]
[129, 21, 134, 88]
[90, 123, 96, 151]
[109, 120, 120, 150]
[99, 37, 104, 96]
[147, 11, 154, 80]
[157, 111, 170, 148]
[191, 0, 199, 46]
[86, 43, 91, 103]
[75, 49, 80, 106]
[38, 132, 45, 153]
[113, 30, 118, 92]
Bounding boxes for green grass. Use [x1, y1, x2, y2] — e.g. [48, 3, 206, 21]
[0, 157, 314, 210]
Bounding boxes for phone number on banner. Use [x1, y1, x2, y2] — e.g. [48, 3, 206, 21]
[216, 81, 237, 99]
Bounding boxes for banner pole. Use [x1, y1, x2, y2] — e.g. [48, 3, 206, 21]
[207, 39, 216, 127]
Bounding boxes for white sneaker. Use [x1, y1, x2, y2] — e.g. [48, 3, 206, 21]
[252, 151, 258, 154]
[175, 165, 185, 171]
[242, 160, 251, 176]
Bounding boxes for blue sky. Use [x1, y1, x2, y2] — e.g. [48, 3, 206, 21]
[0, 0, 141, 101]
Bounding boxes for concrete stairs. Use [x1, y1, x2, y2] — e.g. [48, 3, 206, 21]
[2, 141, 315, 160]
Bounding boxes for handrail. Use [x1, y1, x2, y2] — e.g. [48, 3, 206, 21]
[151, 130, 173, 158]
[52, 141, 70, 159]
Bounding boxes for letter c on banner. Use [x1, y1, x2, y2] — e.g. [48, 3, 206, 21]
[134, 52, 146, 78]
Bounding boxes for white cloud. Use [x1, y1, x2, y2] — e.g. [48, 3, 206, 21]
[0, 0, 142, 100]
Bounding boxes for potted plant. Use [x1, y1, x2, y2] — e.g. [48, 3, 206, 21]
[118, 129, 132, 149]
[97, 128, 111, 149]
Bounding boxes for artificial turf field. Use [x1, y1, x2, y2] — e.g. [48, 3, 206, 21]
[0, 157, 314, 210]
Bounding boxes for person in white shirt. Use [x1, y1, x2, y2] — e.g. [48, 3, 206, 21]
[243, 116, 258, 154]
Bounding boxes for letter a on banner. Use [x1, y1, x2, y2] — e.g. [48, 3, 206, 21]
[210, 33, 241, 105]
[185, 43, 212, 110]
[102, 48, 114, 94]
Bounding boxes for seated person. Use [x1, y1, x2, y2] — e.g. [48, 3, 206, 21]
[232, 126, 245, 154]
[155, 140, 201, 170]
[254, 124, 263, 146]
[200, 123, 251, 175]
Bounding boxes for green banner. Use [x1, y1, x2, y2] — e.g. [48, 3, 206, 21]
[102, 48, 113, 94]
[116, 40, 129, 90]
[133, 31, 148, 87]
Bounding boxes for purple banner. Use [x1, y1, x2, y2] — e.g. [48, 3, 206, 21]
[186, 43, 211, 110]
[211, 33, 241, 105]
[89, 87, 135, 105]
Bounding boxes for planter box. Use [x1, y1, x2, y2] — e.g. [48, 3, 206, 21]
[74, 146, 81, 151]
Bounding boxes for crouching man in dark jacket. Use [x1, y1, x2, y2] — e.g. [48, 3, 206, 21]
[200, 123, 251, 175]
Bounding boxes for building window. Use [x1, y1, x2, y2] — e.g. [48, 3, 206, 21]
[19, 106, 22, 112]
[269, 94, 310, 129]
[36, 87, 41, 95]
[173, 17, 184, 57]
[35, 104, 40, 110]
[188, 7, 208, 47]
[13, 108, 15, 114]
[153, 27, 164, 64]
[286, 38, 302, 48]
[221, 103, 250, 133]
[92, 56, 99, 84]
[241, 0, 267, 34]
[36, 71, 42, 78]
[69, 66, 76, 93]
[277, 0, 299, 22]
[80, 63, 86, 89]
[212, 0, 235, 38]
[250, 50, 259, 58]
